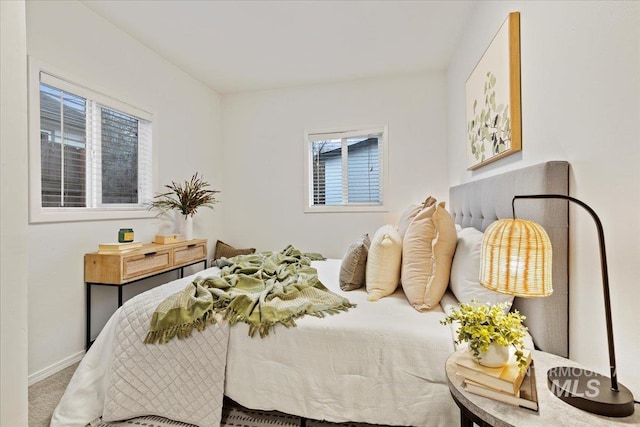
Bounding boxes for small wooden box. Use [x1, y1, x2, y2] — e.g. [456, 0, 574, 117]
[154, 234, 185, 244]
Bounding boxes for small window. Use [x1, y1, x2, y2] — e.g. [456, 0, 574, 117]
[304, 126, 387, 212]
[29, 59, 153, 223]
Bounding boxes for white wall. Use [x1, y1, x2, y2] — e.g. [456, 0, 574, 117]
[447, 1, 640, 395]
[26, 1, 223, 380]
[1, 1, 29, 424]
[221, 73, 448, 259]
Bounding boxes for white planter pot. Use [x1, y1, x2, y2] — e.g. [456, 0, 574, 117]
[177, 215, 193, 241]
[476, 343, 510, 368]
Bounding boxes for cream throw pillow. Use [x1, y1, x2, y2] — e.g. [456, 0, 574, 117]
[366, 225, 402, 301]
[450, 227, 515, 307]
[401, 201, 457, 311]
[339, 234, 370, 291]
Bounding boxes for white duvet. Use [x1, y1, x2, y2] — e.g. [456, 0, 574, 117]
[225, 259, 458, 426]
[51, 259, 459, 426]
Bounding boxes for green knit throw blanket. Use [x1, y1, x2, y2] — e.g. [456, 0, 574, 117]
[144, 245, 355, 344]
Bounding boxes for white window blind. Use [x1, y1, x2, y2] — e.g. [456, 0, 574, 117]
[305, 126, 387, 213]
[29, 60, 154, 222]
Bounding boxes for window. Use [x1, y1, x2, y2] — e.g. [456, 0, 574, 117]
[304, 126, 387, 212]
[29, 59, 153, 223]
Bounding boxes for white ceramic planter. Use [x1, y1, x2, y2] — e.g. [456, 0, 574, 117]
[177, 215, 193, 241]
[476, 342, 510, 368]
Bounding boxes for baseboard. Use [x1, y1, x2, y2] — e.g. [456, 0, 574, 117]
[28, 350, 85, 386]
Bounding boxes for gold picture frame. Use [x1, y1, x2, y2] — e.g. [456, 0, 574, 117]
[466, 12, 521, 171]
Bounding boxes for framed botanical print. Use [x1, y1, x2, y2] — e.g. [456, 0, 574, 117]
[466, 12, 521, 170]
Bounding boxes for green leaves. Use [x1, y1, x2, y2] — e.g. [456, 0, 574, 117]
[149, 172, 220, 217]
[467, 71, 512, 159]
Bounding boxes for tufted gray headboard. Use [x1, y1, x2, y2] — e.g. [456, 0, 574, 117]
[449, 161, 569, 358]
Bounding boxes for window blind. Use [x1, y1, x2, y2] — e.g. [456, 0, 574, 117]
[309, 129, 383, 207]
[38, 72, 152, 209]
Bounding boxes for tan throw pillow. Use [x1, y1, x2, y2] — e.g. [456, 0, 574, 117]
[213, 240, 256, 260]
[397, 196, 436, 240]
[429, 202, 458, 305]
[401, 201, 457, 311]
[339, 234, 371, 291]
[366, 225, 402, 301]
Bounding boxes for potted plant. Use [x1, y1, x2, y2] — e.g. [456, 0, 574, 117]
[149, 172, 220, 240]
[441, 300, 528, 371]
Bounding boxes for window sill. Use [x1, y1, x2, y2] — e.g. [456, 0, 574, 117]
[304, 205, 388, 214]
[29, 207, 156, 224]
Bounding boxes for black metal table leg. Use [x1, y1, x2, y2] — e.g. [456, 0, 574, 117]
[86, 282, 91, 351]
[460, 408, 474, 427]
[85, 258, 207, 350]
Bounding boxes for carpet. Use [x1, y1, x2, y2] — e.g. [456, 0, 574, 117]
[95, 398, 377, 427]
[95, 401, 297, 427]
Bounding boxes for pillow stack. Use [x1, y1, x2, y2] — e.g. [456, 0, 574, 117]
[337, 196, 457, 310]
[401, 200, 457, 311]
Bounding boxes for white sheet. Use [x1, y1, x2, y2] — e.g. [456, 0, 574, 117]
[225, 259, 458, 426]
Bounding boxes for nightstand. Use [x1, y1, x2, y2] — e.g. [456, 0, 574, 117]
[446, 347, 639, 427]
[84, 238, 208, 350]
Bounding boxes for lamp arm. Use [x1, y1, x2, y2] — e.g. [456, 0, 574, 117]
[512, 194, 619, 392]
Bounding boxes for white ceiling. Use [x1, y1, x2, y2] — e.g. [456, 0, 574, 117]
[81, 0, 476, 94]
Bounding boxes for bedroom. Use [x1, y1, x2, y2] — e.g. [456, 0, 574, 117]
[1, 0, 639, 425]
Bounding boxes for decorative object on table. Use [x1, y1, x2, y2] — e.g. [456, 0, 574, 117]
[148, 172, 220, 241]
[463, 359, 539, 412]
[154, 234, 185, 244]
[118, 228, 134, 243]
[455, 347, 532, 395]
[441, 300, 529, 370]
[98, 241, 142, 253]
[480, 194, 635, 417]
[466, 11, 521, 170]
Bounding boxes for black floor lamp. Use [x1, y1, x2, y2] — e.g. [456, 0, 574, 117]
[480, 194, 634, 417]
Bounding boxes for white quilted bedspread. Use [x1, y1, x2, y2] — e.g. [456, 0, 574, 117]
[51, 268, 229, 427]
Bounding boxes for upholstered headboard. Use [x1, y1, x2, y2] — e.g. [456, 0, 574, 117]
[449, 161, 569, 358]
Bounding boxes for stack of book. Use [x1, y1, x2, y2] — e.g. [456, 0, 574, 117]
[97, 241, 143, 254]
[455, 348, 539, 411]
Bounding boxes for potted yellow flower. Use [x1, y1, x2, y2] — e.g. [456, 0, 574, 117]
[441, 300, 528, 371]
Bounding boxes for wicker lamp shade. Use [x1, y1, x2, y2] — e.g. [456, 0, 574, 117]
[480, 218, 553, 297]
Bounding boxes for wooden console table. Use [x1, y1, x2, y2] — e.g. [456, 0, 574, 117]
[84, 239, 207, 350]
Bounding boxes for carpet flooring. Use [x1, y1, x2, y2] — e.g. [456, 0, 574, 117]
[28, 362, 379, 427]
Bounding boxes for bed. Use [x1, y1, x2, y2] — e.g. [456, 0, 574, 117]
[51, 161, 569, 427]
